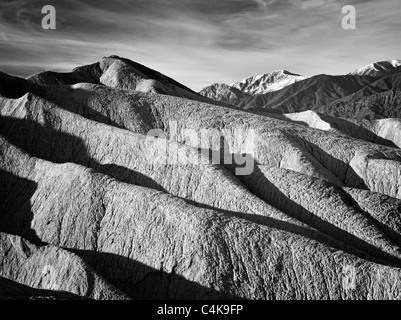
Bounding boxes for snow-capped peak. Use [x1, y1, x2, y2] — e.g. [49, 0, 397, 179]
[349, 59, 401, 77]
[230, 70, 308, 95]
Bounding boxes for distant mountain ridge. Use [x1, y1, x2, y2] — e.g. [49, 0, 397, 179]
[200, 59, 401, 119]
[199, 69, 307, 107]
[349, 59, 401, 77]
[230, 70, 308, 95]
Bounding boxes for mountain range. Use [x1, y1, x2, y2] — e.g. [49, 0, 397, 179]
[200, 60, 401, 119]
[1, 56, 401, 300]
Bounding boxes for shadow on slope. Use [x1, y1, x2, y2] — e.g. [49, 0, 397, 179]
[343, 192, 401, 250]
[0, 116, 365, 258]
[26, 62, 102, 86]
[0, 116, 166, 193]
[0, 169, 43, 245]
[70, 249, 242, 300]
[32, 86, 126, 130]
[277, 113, 398, 149]
[205, 137, 401, 267]
[3, 116, 401, 270]
[290, 136, 369, 189]
[0, 276, 84, 300]
[192, 153, 401, 267]
[0, 72, 33, 99]
[246, 165, 401, 267]
[0, 74, 126, 132]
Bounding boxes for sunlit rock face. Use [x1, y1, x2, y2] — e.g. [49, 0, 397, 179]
[1, 56, 401, 300]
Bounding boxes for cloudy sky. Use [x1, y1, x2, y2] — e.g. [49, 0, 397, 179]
[0, 0, 400, 90]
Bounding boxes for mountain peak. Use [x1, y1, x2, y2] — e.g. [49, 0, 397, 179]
[350, 59, 401, 77]
[230, 70, 307, 95]
[271, 69, 301, 76]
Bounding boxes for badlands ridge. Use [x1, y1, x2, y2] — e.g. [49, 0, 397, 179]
[1, 56, 401, 299]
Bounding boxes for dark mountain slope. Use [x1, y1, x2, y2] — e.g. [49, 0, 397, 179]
[319, 71, 401, 119]
[201, 73, 378, 113]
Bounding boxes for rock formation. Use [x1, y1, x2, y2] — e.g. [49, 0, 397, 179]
[1, 56, 401, 299]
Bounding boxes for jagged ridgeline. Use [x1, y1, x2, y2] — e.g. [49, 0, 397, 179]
[1, 55, 401, 300]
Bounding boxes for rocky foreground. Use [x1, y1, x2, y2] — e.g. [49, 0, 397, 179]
[1, 56, 401, 299]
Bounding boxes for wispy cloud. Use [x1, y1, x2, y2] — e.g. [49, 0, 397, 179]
[0, 0, 400, 90]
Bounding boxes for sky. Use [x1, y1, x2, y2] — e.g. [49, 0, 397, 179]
[0, 0, 400, 91]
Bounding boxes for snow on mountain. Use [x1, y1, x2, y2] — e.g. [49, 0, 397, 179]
[230, 70, 308, 95]
[349, 59, 401, 77]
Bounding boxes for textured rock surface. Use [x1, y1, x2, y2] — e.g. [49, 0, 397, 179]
[2, 140, 401, 299]
[0, 276, 84, 300]
[0, 233, 128, 300]
[2, 56, 401, 300]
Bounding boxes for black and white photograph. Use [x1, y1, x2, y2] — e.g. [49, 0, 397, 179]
[1, 0, 401, 307]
